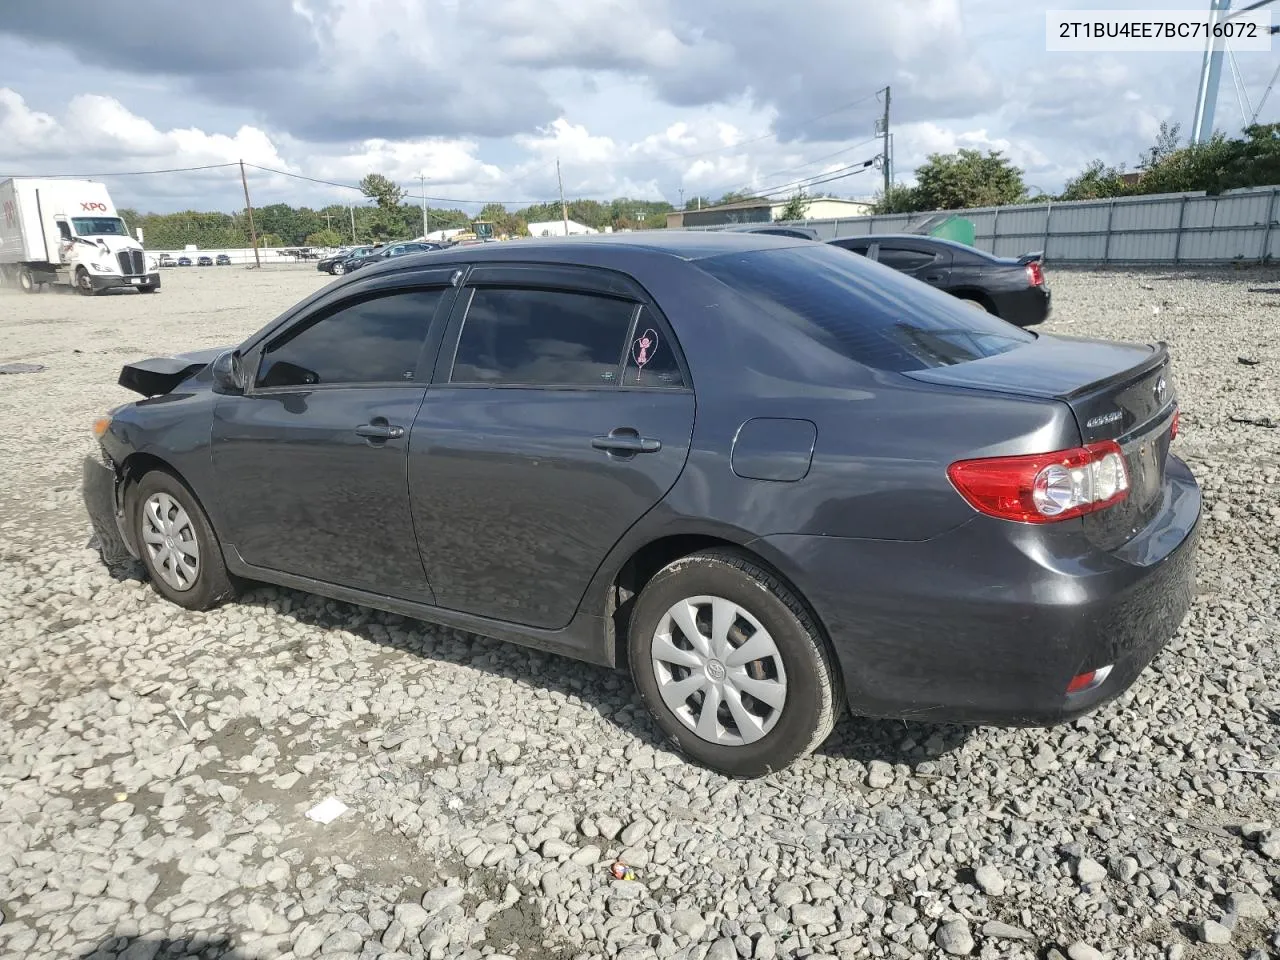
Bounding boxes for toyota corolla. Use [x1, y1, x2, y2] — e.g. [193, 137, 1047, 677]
[82, 233, 1200, 777]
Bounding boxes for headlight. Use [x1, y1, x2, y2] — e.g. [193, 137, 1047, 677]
[90, 260, 113, 272]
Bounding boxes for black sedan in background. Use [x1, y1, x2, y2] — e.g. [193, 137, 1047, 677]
[342, 241, 441, 273]
[316, 246, 376, 275]
[215, 254, 232, 266]
[83, 233, 1197, 777]
[829, 234, 1051, 326]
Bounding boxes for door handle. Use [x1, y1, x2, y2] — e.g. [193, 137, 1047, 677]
[592, 430, 661, 455]
[924, 274, 944, 282]
[355, 420, 405, 440]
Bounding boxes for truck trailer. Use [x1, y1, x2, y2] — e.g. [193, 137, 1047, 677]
[0, 178, 159, 295]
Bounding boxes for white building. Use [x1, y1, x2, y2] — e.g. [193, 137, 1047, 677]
[526, 219, 598, 238]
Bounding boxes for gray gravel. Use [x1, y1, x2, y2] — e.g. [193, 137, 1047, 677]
[1, 264, 1279, 959]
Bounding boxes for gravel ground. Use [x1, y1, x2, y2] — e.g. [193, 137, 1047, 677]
[0, 263, 1278, 960]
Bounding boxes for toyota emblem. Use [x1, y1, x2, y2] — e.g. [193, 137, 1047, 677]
[1154, 376, 1167, 404]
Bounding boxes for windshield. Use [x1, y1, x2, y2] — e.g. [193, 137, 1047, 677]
[72, 217, 128, 237]
[699, 244, 1034, 373]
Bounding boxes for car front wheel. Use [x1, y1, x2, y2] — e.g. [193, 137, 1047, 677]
[132, 470, 235, 611]
[628, 549, 842, 777]
[332, 261, 346, 275]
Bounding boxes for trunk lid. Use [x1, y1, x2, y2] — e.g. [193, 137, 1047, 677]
[906, 333, 1177, 549]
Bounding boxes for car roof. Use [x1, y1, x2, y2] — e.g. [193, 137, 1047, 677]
[345, 230, 814, 281]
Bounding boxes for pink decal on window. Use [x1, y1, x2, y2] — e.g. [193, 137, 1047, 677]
[632, 328, 658, 381]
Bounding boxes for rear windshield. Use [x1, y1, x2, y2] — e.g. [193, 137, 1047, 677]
[699, 244, 1034, 372]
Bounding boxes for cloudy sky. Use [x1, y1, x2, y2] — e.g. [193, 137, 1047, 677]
[1, 0, 1277, 214]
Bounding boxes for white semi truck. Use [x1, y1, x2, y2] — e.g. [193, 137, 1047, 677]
[0, 178, 159, 295]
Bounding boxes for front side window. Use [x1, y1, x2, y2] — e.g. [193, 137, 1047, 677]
[451, 287, 636, 386]
[257, 288, 445, 388]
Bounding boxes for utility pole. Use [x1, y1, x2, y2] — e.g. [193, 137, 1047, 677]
[418, 173, 429, 238]
[880, 86, 892, 197]
[679, 187, 685, 210]
[349, 203, 356, 243]
[239, 160, 261, 268]
[322, 212, 334, 232]
[557, 158, 569, 237]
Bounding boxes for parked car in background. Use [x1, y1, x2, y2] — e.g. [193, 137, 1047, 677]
[158, 256, 177, 268]
[177, 257, 192, 267]
[197, 256, 214, 267]
[84, 232, 1197, 777]
[829, 234, 1051, 327]
[342, 241, 441, 273]
[718, 223, 820, 241]
[317, 246, 374, 275]
[215, 254, 232, 266]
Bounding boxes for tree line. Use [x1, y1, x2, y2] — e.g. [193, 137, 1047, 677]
[871, 122, 1280, 214]
[120, 121, 1280, 250]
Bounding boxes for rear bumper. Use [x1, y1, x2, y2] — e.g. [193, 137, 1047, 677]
[82, 454, 135, 564]
[756, 454, 1201, 726]
[91, 272, 160, 292]
[994, 285, 1051, 327]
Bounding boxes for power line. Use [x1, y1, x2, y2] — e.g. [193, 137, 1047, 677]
[0, 162, 239, 179]
[721, 137, 882, 200]
[751, 160, 879, 201]
[243, 163, 561, 206]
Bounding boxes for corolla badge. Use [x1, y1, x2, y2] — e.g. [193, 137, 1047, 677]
[1155, 376, 1168, 404]
[1086, 410, 1124, 429]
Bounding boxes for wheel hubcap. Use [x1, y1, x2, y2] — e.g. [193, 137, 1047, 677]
[141, 492, 200, 591]
[651, 595, 788, 746]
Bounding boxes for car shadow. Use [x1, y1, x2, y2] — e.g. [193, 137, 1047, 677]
[77, 934, 248, 958]
[225, 581, 970, 772]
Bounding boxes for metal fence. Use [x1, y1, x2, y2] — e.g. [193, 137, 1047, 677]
[690, 185, 1280, 265]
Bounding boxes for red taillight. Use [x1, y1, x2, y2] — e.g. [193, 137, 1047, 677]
[1025, 261, 1044, 286]
[1170, 407, 1179, 440]
[947, 440, 1129, 524]
[1066, 664, 1113, 694]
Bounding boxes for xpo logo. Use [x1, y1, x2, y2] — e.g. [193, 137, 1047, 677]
[80, 201, 108, 212]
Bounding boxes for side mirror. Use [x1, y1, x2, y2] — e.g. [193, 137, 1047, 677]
[211, 349, 246, 394]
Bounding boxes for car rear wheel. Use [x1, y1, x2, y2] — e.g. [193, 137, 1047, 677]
[627, 549, 842, 777]
[960, 295, 992, 313]
[132, 470, 235, 611]
[19, 268, 40, 294]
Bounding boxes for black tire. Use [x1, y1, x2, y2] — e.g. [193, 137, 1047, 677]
[627, 549, 842, 777]
[131, 470, 235, 611]
[332, 261, 346, 275]
[959, 294, 993, 314]
[19, 269, 40, 294]
[75, 267, 95, 296]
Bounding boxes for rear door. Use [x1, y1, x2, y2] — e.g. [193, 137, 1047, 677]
[873, 241, 952, 289]
[407, 263, 695, 629]
[210, 269, 458, 601]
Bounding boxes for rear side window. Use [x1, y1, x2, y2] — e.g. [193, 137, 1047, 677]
[699, 244, 1034, 373]
[876, 247, 935, 271]
[257, 288, 444, 388]
[623, 306, 685, 388]
[451, 287, 636, 386]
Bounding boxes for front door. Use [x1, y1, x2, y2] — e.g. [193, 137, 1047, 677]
[408, 272, 695, 629]
[210, 284, 453, 602]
